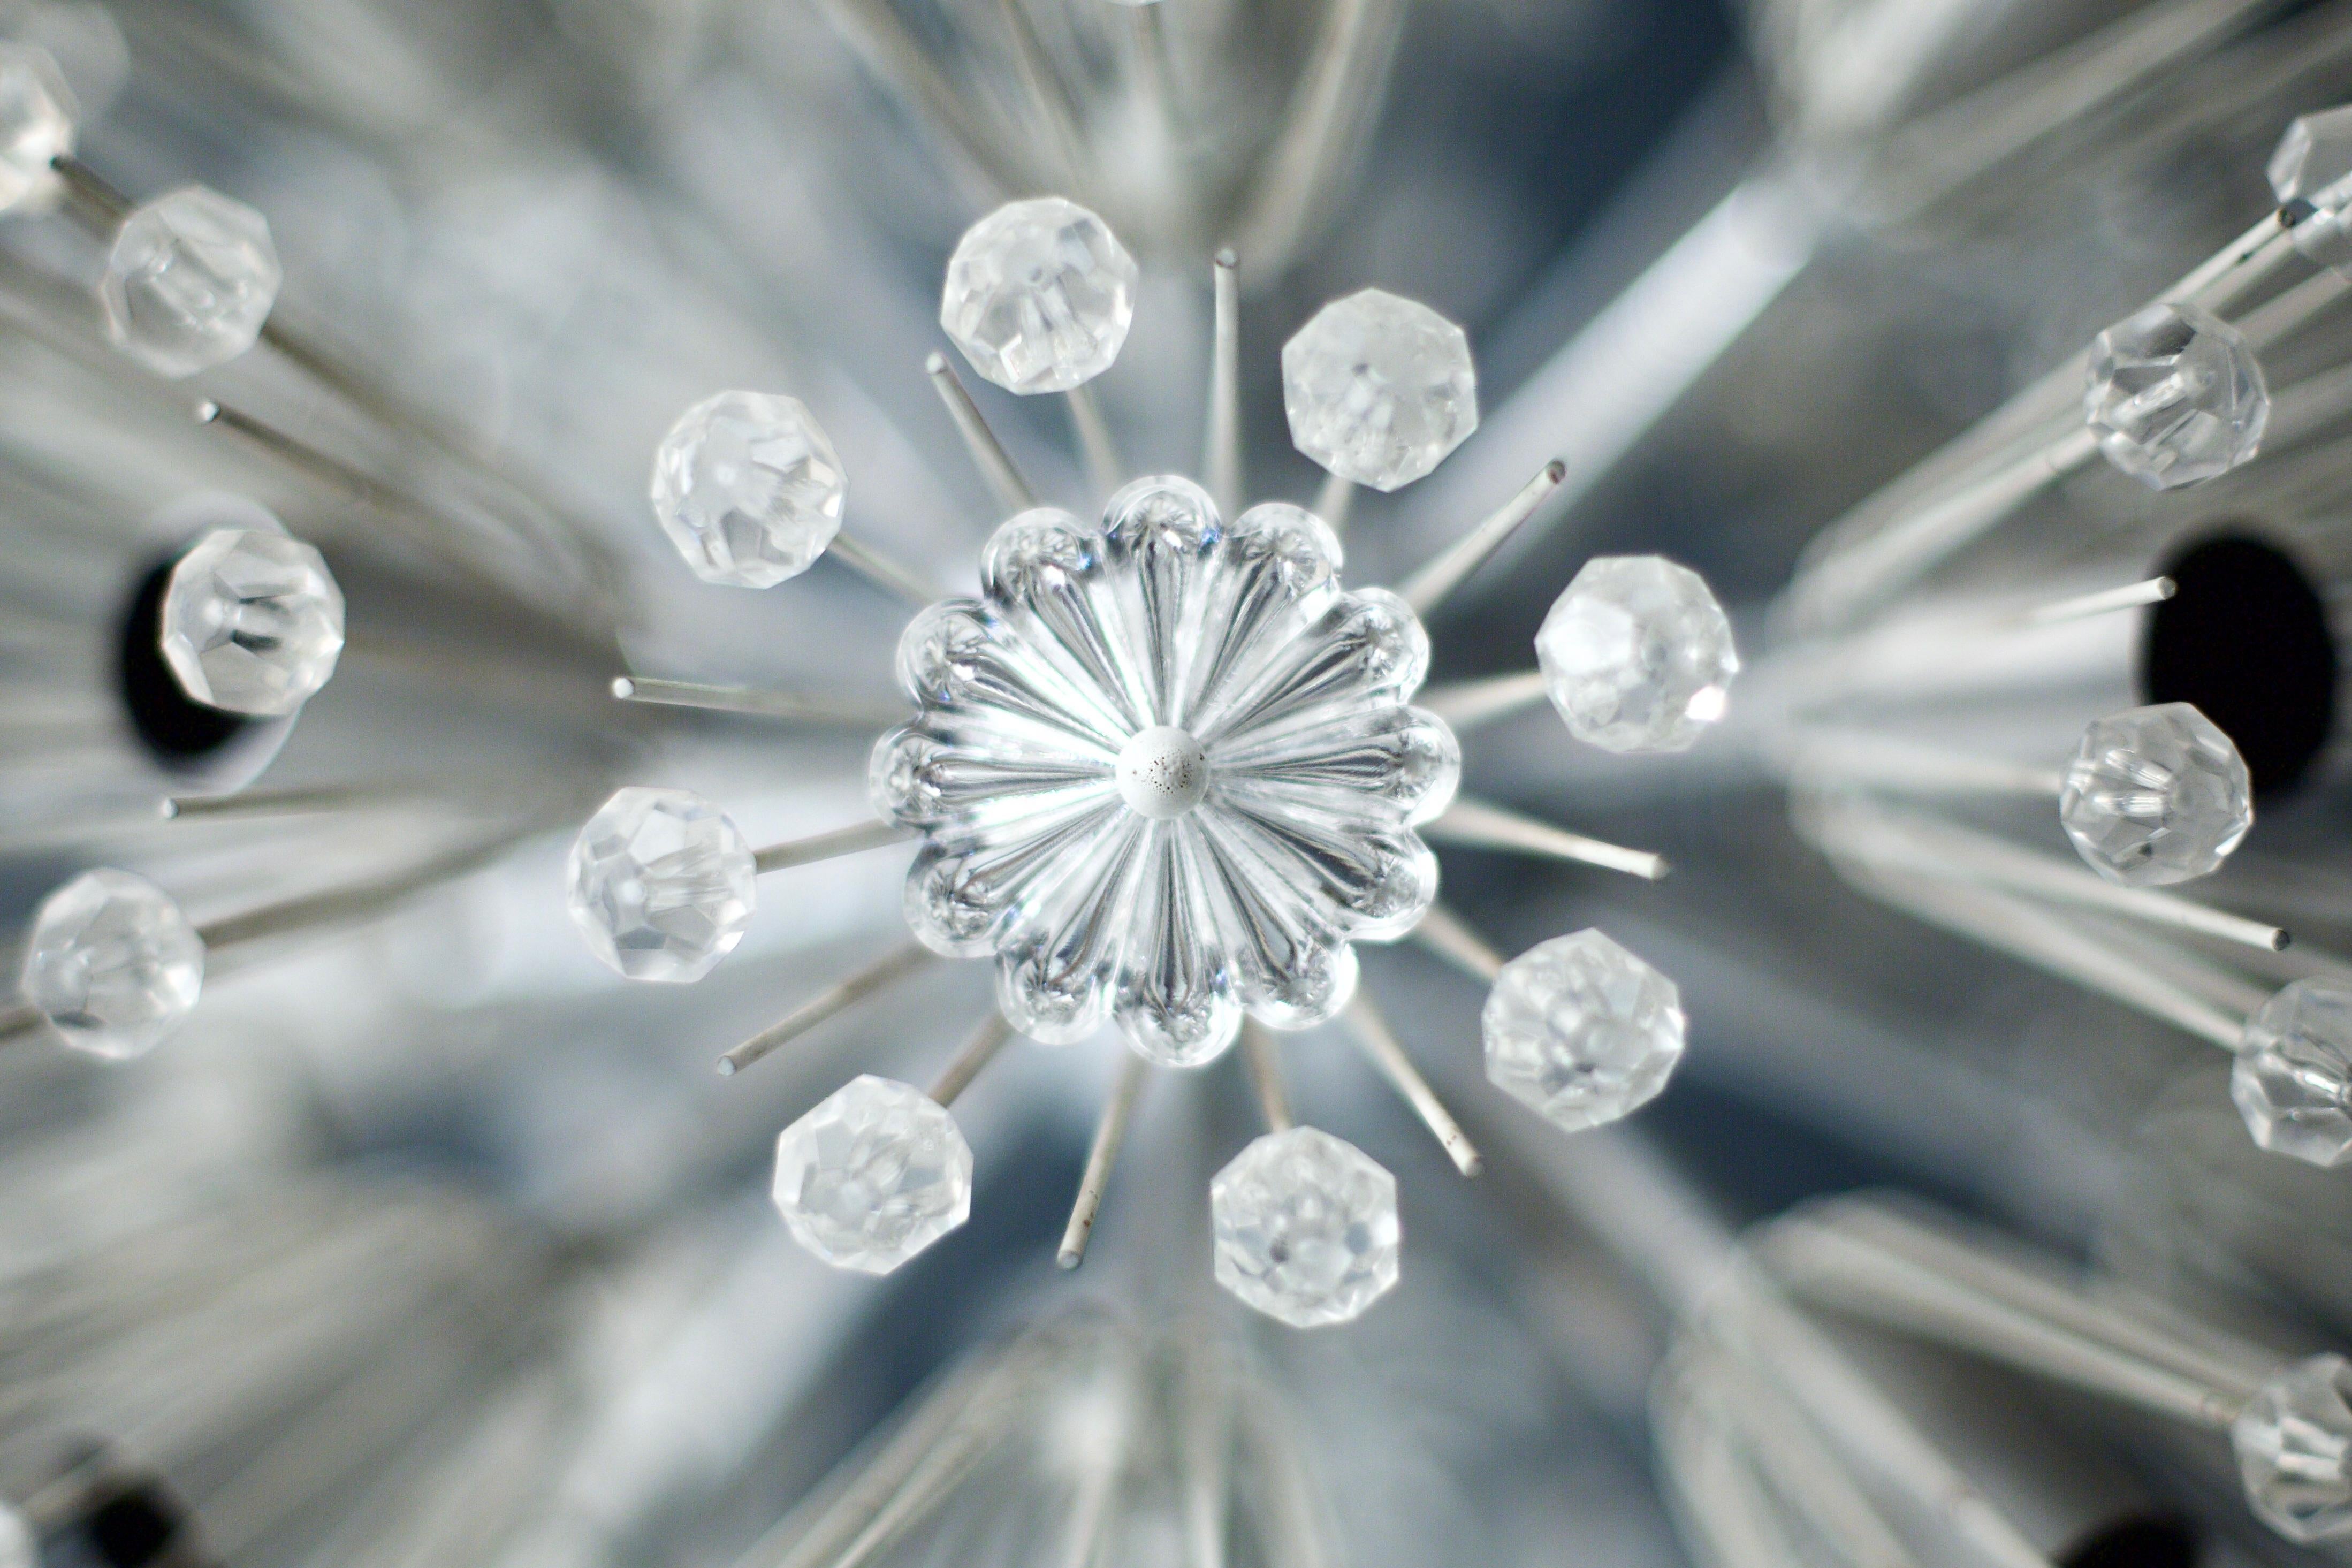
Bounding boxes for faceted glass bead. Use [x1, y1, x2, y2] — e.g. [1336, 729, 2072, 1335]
[2059, 703, 2251, 887]
[771, 1075, 972, 1274]
[101, 184, 281, 378]
[1281, 288, 1477, 491]
[20, 868, 203, 1061]
[2234, 982, 2352, 1168]
[0, 41, 71, 215]
[159, 528, 344, 717]
[1483, 929, 1684, 1133]
[2270, 108, 2352, 272]
[565, 787, 756, 983]
[1211, 1125, 1400, 1328]
[2084, 303, 2267, 490]
[1535, 555, 1739, 753]
[649, 391, 845, 588]
[872, 482, 1454, 1063]
[940, 196, 1137, 394]
[2233, 1354, 2352, 1543]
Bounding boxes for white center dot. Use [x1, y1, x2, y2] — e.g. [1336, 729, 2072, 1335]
[1116, 726, 1209, 820]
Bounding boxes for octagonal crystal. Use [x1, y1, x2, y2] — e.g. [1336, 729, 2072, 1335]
[2059, 703, 2251, 887]
[650, 390, 845, 588]
[0, 41, 70, 216]
[871, 482, 1454, 1064]
[566, 786, 756, 983]
[941, 196, 1137, 394]
[772, 1075, 972, 1274]
[1484, 929, 1684, 1132]
[1211, 1125, 1400, 1328]
[101, 184, 281, 378]
[2234, 1354, 2352, 1543]
[2085, 303, 2267, 490]
[2271, 108, 2352, 272]
[21, 868, 203, 1061]
[1282, 288, 1477, 491]
[160, 528, 344, 716]
[2234, 981, 2352, 1167]
[1535, 555, 1738, 753]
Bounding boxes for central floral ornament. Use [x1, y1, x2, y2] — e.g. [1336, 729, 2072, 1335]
[870, 476, 1460, 1067]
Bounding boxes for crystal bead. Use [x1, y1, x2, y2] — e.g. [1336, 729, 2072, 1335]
[1281, 288, 1477, 491]
[2084, 303, 2267, 490]
[159, 528, 344, 717]
[649, 391, 846, 588]
[1483, 929, 1684, 1133]
[101, 184, 281, 379]
[2270, 108, 2352, 272]
[2059, 703, 2251, 887]
[1211, 1125, 1400, 1328]
[2233, 1354, 2352, 1543]
[881, 479, 1448, 1059]
[20, 868, 203, 1061]
[771, 1075, 972, 1274]
[0, 41, 71, 215]
[2234, 981, 2352, 1168]
[565, 787, 756, 983]
[940, 197, 1137, 394]
[1535, 555, 1738, 754]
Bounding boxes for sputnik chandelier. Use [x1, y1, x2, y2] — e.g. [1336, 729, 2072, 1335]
[566, 195, 1742, 1325]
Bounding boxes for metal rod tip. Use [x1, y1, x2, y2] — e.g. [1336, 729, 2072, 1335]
[714, 1058, 736, 1078]
[2273, 929, 2294, 952]
[1214, 247, 1237, 269]
[925, 351, 948, 374]
[157, 799, 180, 820]
[1056, 1247, 1082, 1271]
[194, 400, 221, 423]
[610, 676, 636, 699]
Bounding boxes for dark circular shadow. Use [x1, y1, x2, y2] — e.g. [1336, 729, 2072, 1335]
[2058, 1513, 2199, 1568]
[116, 553, 249, 765]
[2140, 534, 2336, 796]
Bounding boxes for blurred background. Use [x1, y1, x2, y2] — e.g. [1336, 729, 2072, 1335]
[9, 0, 2352, 1563]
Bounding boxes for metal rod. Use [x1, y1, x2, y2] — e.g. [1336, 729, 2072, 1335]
[1839, 863, 2248, 1049]
[1412, 901, 1506, 982]
[0, 1002, 42, 1046]
[1342, 992, 1480, 1175]
[1780, 730, 2065, 798]
[2020, 576, 2173, 626]
[1058, 1055, 1147, 1269]
[1240, 1021, 1292, 1132]
[929, 1012, 1013, 1106]
[163, 782, 412, 820]
[195, 829, 524, 962]
[1206, 249, 1243, 515]
[1807, 799, 2288, 953]
[926, 352, 1038, 516]
[994, 0, 1091, 194]
[1426, 796, 1670, 880]
[752, 821, 912, 876]
[828, 530, 941, 607]
[47, 152, 132, 227]
[610, 675, 903, 727]
[1065, 380, 1122, 501]
[1314, 470, 1353, 532]
[1418, 668, 1549, 730]
[716, 942, 937, 1077]
[1396, 460, 1566, 615]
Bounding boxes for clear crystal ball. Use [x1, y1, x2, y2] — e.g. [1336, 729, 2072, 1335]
[101, 184, 282, 379]
[1281, 288, 1478, 492]
[771, 1074, 973, 1274]
[2084, 302, 2267, 490]
[1535, 555, 1739, 754]
[566, 786, 757, 983]
[2234, 981, 2352, 1168]
[159, 528, 345, 717]
[2234, 1354, 2352, 1543]
[2271, 108, 2352, 272]
[870, 479, 1458, 1063]
[1483, 929, 1685, 1132]
[2059, 702, 2252, 887]
[21, 867, 204, 1061]
[649, 391, 846, 588]
[1211, 1125, 1401, 1328]
[940, 196, 1138, 394]
[0, 42, 71, 216]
